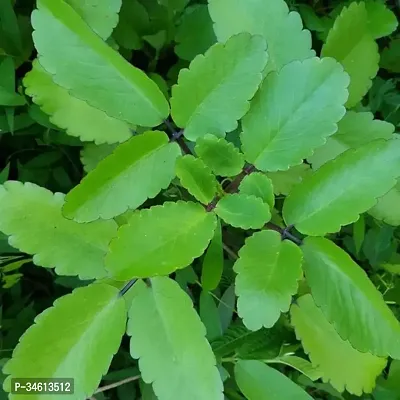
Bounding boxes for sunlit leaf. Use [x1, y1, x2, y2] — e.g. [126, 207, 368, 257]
[239, 173, 274, 208]
[106, 201, 217, 280]
[128, 277, 223, 400]
[302, 237, 400, 359]
[171, 32, 267, 141]
[234, 230, 302, 330]
[291, 294, 386, 395]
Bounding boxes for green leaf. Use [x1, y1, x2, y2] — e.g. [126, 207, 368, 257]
[267, 355, 322, 382]
[201, 219, 223, 291]
[215, 194, 271, 230]
[369, 182, 400, 226]
[171, 32, 267, 141]
[234, 230, 302, 330]
[321, 2, 379, 108]
[0, 57, 25, 106]
[32, 0, 169, 127]
[175, 155, 218, 205]
[266, 164, 311, 196]
[175, 5, 216, 61]
[308, 111, 395, 170]
[0, 181, 117, 279]
[364, 1, 398, 39]
[283, 139, 400, 236]
[239, 172, 274, 208]
[301, 236, 400, 359]
[235, 360, 313, 400]
[353, 214, 365, 256]
[381, 39, 400, 73]
[106, 201, 217, 280]
[0, 0, 22, 56]
[127, 277, 223, 400]
[291, 294, 387, 395]
[241, 57, 349, 172]
[195, 134, 244, 177]
[3, 283, 126, 399]
[200, 291, 223, 341]
[24, 61, 133, 145]
[208, 0, 314, 74]
[80, 143, 118, 174]
[63, 131, 181, 222]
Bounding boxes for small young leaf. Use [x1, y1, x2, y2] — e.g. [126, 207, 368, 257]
[200, 290, 223, 341]
[321, 2, 379, 108]
[3, 284, 126, 399]
[128, 277, 224, 400]
[283, 139, 400, 236]
[302, 237, 400, 359]
[369, 182, 400, 226]
[239, 172, 274, 208]
[234, 230, 302, 330]
[308, 111, 395, 170]
[266, 164, 311, 196]
[215, 194, 271, 230]
[171, 33, 268, 141]
[0, 181, 117, 279]
[201, 219, 223, 291]
[208, 0, 314, 74]
[364, 1, 398, 39]
[195, 134, 244, 177]
[24, 61, 133, 145]
[175, 5, 216, 61]
[291, 294, 386, 395]
[106, 201, 217, 280]
[175, 155, 218, 205]
[241, 57, 349, 172]
[235, 360, 313, 400]
[32, 0, 169, 127]
[63, 131, 181, 222]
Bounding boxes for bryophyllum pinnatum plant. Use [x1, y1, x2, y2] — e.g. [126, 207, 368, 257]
[1, 0, 400, 399]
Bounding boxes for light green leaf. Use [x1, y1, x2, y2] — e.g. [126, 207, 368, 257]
[321, 2, 379, 108]
[239, 172, 274, 208]
[128, 277, 223, 400]
[308, 111, 395, 170]
[65, 0, 121, 40]
[0, 181, 117, 279]
[364, 1, 398, 39]
[283, 139, 400, 236]
[266, 164, 311, 196]
[208, 0, 314, 74]
[105, 201, 217, 280]
[381, 39, 400, 73]
[235, 360, 313, 400]
[369, 181, 400, 226]
[3, 283, 126, 400]
[200, 290, 223, 341]
[195, 134, 244, 177]
[80, 143, 118, 173]
[24, 61, 133, 145]
[171, 32, 268, 141]
[175, 5, 216, 61]
[0, 57, 25, 106]
[63, 131, 181, 222]
[241, 57, 349, 172]
[291, 294, 386, 395]
[234, 230, 302, 330]
[32, 0, 169, 127]
[215, 194, 271, 230]
[301, 237, 400, 359]
[175, 155, 218, 205]
[201, 219, 223, 291]
[267, 355, 322, 382]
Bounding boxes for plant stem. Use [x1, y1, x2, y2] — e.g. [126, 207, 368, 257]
[118, 279, 137, 297]
[93, 375, 141, 395]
